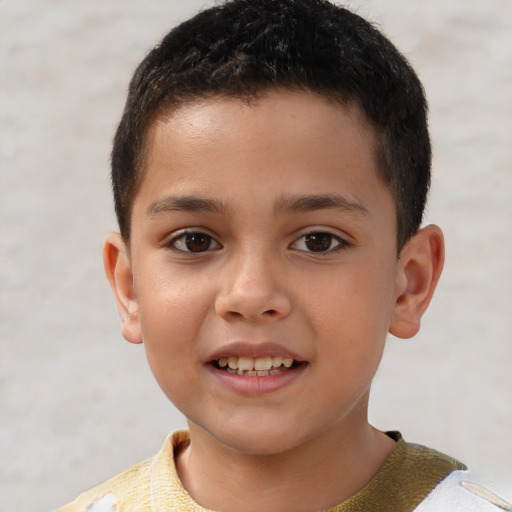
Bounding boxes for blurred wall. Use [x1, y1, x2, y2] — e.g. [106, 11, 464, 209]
[1, 1, 511, 510]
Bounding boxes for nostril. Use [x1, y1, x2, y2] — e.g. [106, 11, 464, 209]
[216, 290, 291, 321]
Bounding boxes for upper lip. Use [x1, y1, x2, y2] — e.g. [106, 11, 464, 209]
[206, 341, 303, 362]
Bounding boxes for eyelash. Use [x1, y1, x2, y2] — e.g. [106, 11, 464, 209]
[291, 231, 351, 254]
[166, 230, 221, 253]
[165, 229, 351, 255]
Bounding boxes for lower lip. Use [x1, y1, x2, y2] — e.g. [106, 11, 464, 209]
[207, 363, 307, 396]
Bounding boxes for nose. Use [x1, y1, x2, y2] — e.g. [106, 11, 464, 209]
[215, 249, 292, 322]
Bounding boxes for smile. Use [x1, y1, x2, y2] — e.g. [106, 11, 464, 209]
[213, 356, 298, 376]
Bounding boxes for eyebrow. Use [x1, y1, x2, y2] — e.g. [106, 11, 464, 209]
[147, 195, 232, 216]
[147, 193, 369, 218]
[274, 194, 369, 216]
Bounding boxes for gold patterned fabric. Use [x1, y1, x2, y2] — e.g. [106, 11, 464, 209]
[326, 431, 466, 512]
[56, 430, 466, 512]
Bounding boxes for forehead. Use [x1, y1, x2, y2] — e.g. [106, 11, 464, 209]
[134, 89, 390, 221]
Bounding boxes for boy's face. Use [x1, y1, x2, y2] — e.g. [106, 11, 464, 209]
[117, 90, 407, 455]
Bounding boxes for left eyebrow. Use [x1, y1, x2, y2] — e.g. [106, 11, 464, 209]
[274, 194, 369, 216]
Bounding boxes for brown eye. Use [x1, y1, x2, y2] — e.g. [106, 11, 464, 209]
[185, 233, 212, 252]
[172, 232, 221, 253]
[304, 233, 334, 252]
[292, 231, 346, 253]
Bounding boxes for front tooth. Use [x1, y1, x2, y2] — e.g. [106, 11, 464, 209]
[238, 356, 254, 371]
[282, 357, 293, 368]
[272, 356, 283, 367]
[227, 356, 239, 369]
[254, 357, 272, 371]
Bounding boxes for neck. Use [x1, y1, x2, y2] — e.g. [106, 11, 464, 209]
[176, 420, 395, 512]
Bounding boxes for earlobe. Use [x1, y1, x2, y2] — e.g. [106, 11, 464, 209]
[103, 232, 143, 344]
[389, 225, 445, 339]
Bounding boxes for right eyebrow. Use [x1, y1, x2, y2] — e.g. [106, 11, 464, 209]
[147, 195, 232, 216]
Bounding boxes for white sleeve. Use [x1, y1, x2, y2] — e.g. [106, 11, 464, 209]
[84, 494, 116, 512]
[414, 470, 512, 512]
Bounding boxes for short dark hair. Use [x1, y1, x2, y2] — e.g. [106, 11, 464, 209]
[112, 0, 431, 250]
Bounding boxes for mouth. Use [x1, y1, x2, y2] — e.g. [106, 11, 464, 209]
[211, 356, 302, 376]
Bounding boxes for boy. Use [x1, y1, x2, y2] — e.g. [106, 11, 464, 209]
[57, 0, 510, 510]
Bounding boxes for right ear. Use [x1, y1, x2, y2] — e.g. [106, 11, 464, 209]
[103, 232, 142, 344]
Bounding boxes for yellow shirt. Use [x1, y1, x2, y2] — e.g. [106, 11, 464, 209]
[56, 430, 466, 512]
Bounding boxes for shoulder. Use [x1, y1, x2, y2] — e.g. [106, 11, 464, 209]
[54, 456, 155, 512]
[54, 430, 194, 512]
[414, 470, 512, 512]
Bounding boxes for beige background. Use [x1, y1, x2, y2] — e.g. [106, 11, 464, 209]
[1, 1, 511, 511]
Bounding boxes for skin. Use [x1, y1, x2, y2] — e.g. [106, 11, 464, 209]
[104, 89, 444, 512]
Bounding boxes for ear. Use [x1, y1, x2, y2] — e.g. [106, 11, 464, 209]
[389, 225, 445, 339]
[103, 232, 143, 344]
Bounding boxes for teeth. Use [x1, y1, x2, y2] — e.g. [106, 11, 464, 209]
[238, 356, 254, 371]
[272, 356, 283, 367]
[216, 356, 296, 374]
[254, 357, 272, 371]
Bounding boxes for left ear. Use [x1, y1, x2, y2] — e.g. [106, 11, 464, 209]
[389, 225, 445, 339]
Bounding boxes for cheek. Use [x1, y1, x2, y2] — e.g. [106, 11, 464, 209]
[136, 259, 212, 332]
[306, 260, 395, 356]
[311, 260, 394, 319]
[140, 301, 202, 411]
[134, 268, 211, 390]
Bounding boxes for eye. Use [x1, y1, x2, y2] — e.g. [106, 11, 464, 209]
[170, 231, 221, 253]
[292, 232, 347, 253]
